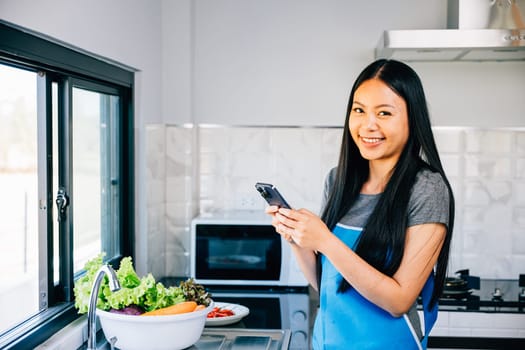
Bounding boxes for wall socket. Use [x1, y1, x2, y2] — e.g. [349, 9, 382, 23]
[237, 194, 261, 209]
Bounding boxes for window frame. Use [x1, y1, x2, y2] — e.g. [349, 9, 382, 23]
[0, 20, 135, 349]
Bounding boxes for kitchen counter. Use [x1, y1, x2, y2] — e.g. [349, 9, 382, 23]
[81, 328, 290, 350]
[52, 297, 522, 350]
[156, 277, 525, 349]
[305, 284, 525, 349]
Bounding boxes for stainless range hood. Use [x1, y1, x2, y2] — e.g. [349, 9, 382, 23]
[376, 0, 525, 62]
[376, 28, 525, 61]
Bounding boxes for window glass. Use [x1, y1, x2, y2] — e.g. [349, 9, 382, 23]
[52, 82, 59, 285]
[72, 87, 120, 272]
[0, 64, 40, 331]
[0, 69, 126, 337]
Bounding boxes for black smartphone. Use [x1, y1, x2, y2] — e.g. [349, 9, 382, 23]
[255, 182, 291, 209]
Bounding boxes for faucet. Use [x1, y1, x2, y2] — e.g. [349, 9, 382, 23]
[87, 264, 121, 350]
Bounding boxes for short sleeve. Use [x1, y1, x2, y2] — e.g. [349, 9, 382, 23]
[407, 170, 450, 228]
[321, 167, 337, 214]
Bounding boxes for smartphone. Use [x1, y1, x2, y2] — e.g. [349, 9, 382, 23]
[255, 182, 291, 209]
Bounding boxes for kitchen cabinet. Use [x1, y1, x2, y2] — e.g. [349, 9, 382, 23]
[431, 311, 525, 338]
[425, 311, 525, 349]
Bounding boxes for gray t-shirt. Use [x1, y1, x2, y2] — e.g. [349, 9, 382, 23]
[322, 167, 450, 228]
[321, 167, 450, 339]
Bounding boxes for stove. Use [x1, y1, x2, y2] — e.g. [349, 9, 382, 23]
[420, 272, 525, 349]
[432, 271, 525, 313]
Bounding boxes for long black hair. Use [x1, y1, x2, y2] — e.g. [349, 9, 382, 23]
[319, 59, 454, 307]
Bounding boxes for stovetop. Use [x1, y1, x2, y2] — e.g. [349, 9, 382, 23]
[435, 277, 525, 313]
[189, 328, 290, 350]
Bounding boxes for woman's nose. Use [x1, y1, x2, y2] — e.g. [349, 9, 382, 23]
[365, 113, 378, 129]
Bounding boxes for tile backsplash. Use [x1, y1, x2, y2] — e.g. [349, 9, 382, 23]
[146, 125, 525, 280]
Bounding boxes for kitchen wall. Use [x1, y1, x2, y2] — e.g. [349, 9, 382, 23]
[2, 0, 524, 279]
[158, 0, 525, 279]
[152, 125, 525, 279]
[164, 1, 525, 128]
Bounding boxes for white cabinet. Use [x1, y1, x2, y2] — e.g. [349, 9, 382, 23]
[421, 311, 525, 338]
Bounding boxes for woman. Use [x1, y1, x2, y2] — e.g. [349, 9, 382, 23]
[266, 59, 454, 349]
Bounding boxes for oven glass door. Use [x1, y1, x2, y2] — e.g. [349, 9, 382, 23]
[213, 295, 282, 329]
[196, 224, 281, 281]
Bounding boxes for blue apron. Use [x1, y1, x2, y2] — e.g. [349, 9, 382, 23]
[312, 224, 437, 349]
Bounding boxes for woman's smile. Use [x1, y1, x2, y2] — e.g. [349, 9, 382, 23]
[360, 136, 385, 144]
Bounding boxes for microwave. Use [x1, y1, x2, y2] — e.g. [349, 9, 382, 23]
[190, 211, 308, 287]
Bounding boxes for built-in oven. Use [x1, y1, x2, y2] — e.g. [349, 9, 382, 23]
[209, 290, 310, 350]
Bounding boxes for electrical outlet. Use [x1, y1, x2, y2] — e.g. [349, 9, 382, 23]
[238, 195, 260, 209]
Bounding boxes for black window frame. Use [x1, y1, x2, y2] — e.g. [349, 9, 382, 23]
[0, 20, 135, 349]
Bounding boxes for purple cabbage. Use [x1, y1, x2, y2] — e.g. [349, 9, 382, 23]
[109, 304, 145, 315]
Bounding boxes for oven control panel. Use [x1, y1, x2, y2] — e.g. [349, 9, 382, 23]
[280, 293, 310, 350]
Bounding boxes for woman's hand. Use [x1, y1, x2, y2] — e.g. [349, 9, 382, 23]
[274, 207, 332, 251]
[265, 205, 294, 242]
[265, 206, 321, 290]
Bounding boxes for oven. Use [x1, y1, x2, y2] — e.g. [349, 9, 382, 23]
[208, 289, 311, 350]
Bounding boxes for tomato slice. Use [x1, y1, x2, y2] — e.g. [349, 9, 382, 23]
[207, 307, 235, 318]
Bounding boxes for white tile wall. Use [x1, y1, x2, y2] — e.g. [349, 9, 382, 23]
[146, 125, 525, 280]
[144, 124, 166, 278]
[165, 126, 198, 277]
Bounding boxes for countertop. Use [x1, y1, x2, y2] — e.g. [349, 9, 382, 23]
[80, 328, 291, 350]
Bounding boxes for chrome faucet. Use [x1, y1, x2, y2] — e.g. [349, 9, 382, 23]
[87, 264, 121, 350]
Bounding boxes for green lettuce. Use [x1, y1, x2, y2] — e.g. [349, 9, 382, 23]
[74, 253, 106, 314]
[73, 253, 188, 314]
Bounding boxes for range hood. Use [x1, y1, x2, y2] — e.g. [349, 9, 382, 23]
[376, 0, 525, 62]
[376, 28, 525, 61]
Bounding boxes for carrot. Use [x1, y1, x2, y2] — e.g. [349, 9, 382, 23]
[141, 301, 197, 316]
[194, 304, 206, 311]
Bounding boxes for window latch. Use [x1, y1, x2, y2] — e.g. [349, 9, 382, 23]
[55, 188, 69, 221]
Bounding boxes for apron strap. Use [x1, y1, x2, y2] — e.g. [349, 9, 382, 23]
[420, 272, 438, 348]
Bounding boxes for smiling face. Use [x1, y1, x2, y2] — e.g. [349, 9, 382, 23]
[349, 78, 410, 168]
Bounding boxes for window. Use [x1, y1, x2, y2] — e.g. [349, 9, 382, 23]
[71, 85, 122, 272]
[0, 20, 134, 349]
[0, 64, 39, 333]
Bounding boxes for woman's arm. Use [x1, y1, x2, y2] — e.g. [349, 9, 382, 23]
[276, 208, 446, 317]
[289, 243, 318, 290]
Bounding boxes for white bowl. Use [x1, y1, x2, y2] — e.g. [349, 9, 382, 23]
[96, 301, 214, 350]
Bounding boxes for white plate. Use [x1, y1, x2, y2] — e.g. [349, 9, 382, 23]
[205, 302, 249, 326]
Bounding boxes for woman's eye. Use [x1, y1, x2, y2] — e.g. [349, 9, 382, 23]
[378, 111, 392, 117]
[352, 107, 364, 113]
